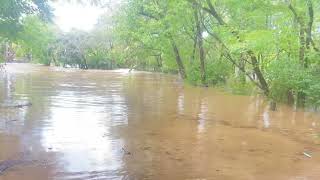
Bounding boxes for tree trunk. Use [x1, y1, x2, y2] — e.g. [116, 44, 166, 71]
[249, 51, 269, 96]
[287, 90, 295, 106]
[194, 5, 206, 85]
[239, 54, 246, 84]
[297, 16, 306, 107]
[306, 0, 313, 49]
[170, 37, 186, 79]
[155, 54, 162, 70]
[288, 2, 311, 107]
[4, 42, 8, 64]
[51, 55, 58, 66]
[81, 55, 88, 70]
[191, 33, 197, 62]
[305, 0, 313, 67]
[299, 25, 306, 66]
[297, 92, 306, 107]
[270, 101, 277, 111]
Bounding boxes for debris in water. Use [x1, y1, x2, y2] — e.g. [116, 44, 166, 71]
[142, 146, 151, 151]
[122, 147, 131, 155]
[0, 101, 32, 108]
[303, 152, 312, 158]
[0, 159, 23, 175]
[5, 119, 18, 123]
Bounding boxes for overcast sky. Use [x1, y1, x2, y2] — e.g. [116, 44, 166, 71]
[50, 1, 106, 32]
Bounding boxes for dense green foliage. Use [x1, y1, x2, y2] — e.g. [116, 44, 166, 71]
[1, 0, 320, 109]
[0, 0, 52, 38]
[110, 0, 320, 109]
[0, 0, 52, 62]
[17, 16, 56, 64]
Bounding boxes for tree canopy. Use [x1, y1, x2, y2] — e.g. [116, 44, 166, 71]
[0, 0, 52, 38]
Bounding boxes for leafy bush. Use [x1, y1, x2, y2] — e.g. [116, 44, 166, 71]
[206, 59, 232, 85]
[265, 58, 320, 108]
[186, 59, 232, 86]
[266, 59, 306, 102]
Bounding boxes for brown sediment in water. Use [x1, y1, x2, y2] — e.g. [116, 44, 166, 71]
[0, 63, 319, 180]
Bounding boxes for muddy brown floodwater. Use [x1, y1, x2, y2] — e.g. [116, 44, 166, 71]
[0, 63, 320, 180]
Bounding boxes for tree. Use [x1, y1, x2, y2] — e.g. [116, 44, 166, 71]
[0, 0, 52, 63]
[0, 0, 52, 38]
[17, 16, 56, 65]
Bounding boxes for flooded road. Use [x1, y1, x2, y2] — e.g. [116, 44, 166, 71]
[0, 63, 320, 180]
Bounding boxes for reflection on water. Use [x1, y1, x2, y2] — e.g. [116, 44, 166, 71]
[0, 63, 320, 180]
[263, 111, 270, 128]
[197, 97, 208, 134]
[177, 92, 184, 115]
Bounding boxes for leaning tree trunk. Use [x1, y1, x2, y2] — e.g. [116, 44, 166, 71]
[170, 37, 187, 79]
[249, 51, 269, 96]
[238, 54, 246, 84]
[201, 0, 269, 95]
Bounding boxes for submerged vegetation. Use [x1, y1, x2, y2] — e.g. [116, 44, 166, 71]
[1, 0, 320, 109]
